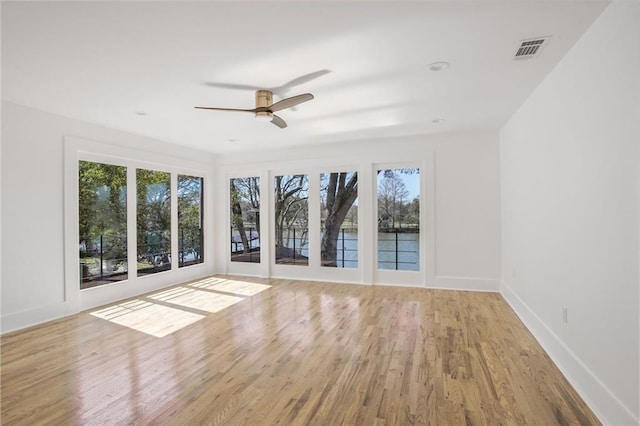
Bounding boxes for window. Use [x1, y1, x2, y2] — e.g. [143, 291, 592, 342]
[178, 175, 204, 267]
[230, 177, 261, 263]
[274, 174, 309, 265]
[78, 161, 128, 289]
[377, 168, 420, 271]
[320, 172, 358, 268]
[137, 169, 171, 276]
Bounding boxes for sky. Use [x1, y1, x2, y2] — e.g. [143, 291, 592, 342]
[377, 168, 420, 200]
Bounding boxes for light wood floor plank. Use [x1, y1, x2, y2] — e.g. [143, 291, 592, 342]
[1, 276, 600, 425]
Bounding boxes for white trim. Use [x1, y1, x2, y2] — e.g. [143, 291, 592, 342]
[170, 172, 179, 272]
[126, 165, 137, 285]
[308, 172, 320, 269]
[501, 281, 638, 426]
[1, 302, 73, 334]
[63, 139, 81, 312]
[373, 276, 498, 292]
[259, 169, 271, 277]
[360, 163, 374, 284]
[430, 276, 499, 292]
[424, 153, 436, 284]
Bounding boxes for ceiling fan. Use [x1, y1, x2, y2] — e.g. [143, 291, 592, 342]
[194, 90, 314, 129]
[204, 69, 329, 109]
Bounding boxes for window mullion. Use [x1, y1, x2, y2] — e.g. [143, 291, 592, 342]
[126, 165, 137, 283]
[170, 172, 178, 271]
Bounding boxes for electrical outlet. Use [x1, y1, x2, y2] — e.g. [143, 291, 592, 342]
[562, 307, 568, 323]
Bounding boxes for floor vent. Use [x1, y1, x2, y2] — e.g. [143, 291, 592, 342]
[514, 37, 548, 60]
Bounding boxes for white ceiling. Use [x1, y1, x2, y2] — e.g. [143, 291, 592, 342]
[2, 1, 608, 153]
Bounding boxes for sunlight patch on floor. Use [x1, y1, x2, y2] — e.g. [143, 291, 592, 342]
[148, 286, 244, 313]
[189, 277, 272, 296]
[90, 299, 204, 338]
[88, 277, 271, 338]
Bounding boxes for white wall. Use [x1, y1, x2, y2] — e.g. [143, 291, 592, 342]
[215, 130, 502, 290]
[1, 101, 216, 332]
[0, 5, 3, 331]
[500, 2, 640, 424]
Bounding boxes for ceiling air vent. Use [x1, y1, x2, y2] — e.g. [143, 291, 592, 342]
[514, 37, 549, 60]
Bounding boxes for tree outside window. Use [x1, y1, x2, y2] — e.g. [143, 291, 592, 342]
[78, 161, 128, 289]
[320, 172, 358, 268]
[230, 177, 260, 263]
[178, 175, 204, 267]
[137, 169, 171, 276]
[274, 175, 309, 265]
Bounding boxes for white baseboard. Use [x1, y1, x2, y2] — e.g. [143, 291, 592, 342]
[431, 276, 500, 292]
[501, 281, 638, 426]
[221, 272, 500, 292]
[1, 301, 72, 334]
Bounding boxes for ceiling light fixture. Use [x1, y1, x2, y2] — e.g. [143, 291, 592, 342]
[428, 61, 450, 71]
[135, 111, 148, 116]
[432, 118, 445, 124]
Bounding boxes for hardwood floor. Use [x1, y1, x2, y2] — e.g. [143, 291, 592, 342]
[1, 276, 600, 425]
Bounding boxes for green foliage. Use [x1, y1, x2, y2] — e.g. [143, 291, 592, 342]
[404, 197, 420, 226]
[178, 175, 203, 261]
[80, 163, 206, 270]
[136, 169, 171, 257]
[78, 161, 127, 259]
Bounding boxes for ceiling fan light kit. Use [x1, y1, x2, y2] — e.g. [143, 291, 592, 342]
[195, 89, 314, 129]
[255, 111, 273, 122]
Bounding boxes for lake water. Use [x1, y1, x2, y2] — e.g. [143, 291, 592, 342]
[377, 232, 419, 271]
[247, 231, 419, 271]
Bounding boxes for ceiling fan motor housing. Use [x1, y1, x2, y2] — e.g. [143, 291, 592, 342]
[255, 90, 273, 120]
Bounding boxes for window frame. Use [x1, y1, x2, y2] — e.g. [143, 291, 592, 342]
[319, 170, 359, 270]
[136, 167, 173, 276]
[64, 136, 211, 312]
[221, 155, 434, 287]
[373, 160, 431, 286]
[177, 174, 205, 268]
[78, 159, 130, 289]
[273, 172, 311, 267]
[229, 175, 261, 265]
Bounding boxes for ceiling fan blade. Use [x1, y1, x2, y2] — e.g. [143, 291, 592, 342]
[271, 114, 287, 129]
[204, 82, 263, 91]
[269, 93, 314, 112]
[277, 70, 330, 90]
[194, 106, 256, 113]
